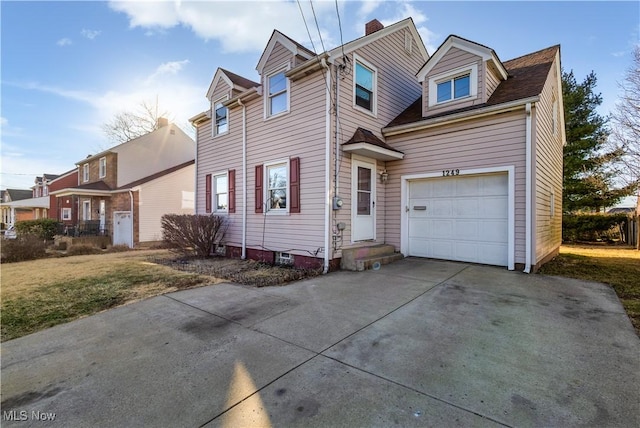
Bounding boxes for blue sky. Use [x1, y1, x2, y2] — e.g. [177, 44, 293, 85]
[1, 1, 638, 204]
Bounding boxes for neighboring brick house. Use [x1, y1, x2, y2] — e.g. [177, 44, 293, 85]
[0, 188, 48, 226]
[190, 18, 564, 272]
[47, 169, 79, 224]
[51, 119, 195, 247]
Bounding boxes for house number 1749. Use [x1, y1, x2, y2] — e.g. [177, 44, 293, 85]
[442, 169, 460, 176]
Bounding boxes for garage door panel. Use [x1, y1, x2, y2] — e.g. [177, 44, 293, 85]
[430, 199, 453, 217]
[454, 198, 479, 218]
[478, 197, 508, 218]
[480, 174, 508, 196]
[455, 220, 479, 239]
[408, 173, 508, 267]
[456, 178, 480, 196]
[479, 220, 508, 242]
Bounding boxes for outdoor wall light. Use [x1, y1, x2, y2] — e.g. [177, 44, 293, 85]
[379, 170, 388, 184]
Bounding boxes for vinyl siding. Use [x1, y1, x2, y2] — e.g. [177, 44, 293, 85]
[333, 27, 424, 251]
[422, 47, 485, 116]
[115, 124, 195, 187]
[264, 42, 292, 73]
[385, 110, 528, 264]
[485, 63, 502, 101]
[137, 164, 195, 242]
[533, 53, 563, 263]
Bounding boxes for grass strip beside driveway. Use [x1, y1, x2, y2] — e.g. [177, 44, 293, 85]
[1, 250, 213, 342]
[539, 245, 640, 335]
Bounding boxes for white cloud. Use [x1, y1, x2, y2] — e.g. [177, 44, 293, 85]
[612, 51, 626, 57]
[81, 29, 101, 40]
[357, 0, 383, 18]
[108, 0, 337, 53]
[0, 116, 7, 126]
[144, 60, 190, 84]
[57, 38, 72, 46]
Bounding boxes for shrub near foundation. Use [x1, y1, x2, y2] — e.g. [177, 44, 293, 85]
[14, 219, 59, 241]
[161, 214, 227, 257]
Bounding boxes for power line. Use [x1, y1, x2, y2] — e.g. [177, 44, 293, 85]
[309, 0, 326, 54]
[334, 0, 346, 61]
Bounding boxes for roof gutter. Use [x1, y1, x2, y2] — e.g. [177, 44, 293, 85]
[383, 96, 540, 137]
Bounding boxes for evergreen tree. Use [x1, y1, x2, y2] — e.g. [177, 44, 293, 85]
[562, 70, 634, 212]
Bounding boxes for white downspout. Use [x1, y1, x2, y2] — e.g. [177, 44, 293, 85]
[193, 122, 198, 215]
[238, 98, 247, 259]
[129, 189, 135, 248]
[524, 102, 532, 273]
[322, 58, 331, 274]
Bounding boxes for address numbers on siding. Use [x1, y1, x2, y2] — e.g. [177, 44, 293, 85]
[442, 169, 460, 177]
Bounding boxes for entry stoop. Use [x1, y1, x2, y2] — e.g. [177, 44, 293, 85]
[340, 244, 404, 271]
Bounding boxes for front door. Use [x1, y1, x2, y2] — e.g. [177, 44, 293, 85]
[351, 158, 376, 241]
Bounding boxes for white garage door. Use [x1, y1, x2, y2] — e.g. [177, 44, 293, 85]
[408, 173, 508, 266]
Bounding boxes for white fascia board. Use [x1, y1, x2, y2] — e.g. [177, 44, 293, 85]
[256, 31, 313, 74]
[342, 143, 404, 161]
[383, 96, 540, 137]
[417, 36, 508, 82]
[189, 111, 210, 125]
[328, 18, 428, 63]
[206, 68, 233, 100]
[50, 188, 112, 197]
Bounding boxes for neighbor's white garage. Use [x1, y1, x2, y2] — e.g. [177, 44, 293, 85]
[407, 173, 509, 266]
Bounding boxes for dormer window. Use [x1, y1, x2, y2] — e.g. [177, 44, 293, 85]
[265, 66, 289, 118]
[213, 97, 228, 136]
[437, 74, 470, 103]
[428, 64, 478, 107]
[353, 54, 377, 116]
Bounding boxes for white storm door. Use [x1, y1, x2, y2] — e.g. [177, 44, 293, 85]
[113, 212, 133, 247]
[351, 158, 376, 241]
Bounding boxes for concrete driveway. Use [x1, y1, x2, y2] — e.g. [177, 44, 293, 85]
[2, 258, 638, 427]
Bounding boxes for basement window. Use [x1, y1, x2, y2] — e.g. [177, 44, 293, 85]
[275, 252, 294, 266]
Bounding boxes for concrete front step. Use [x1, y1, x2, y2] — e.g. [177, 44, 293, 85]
[341, 244, 403, 271]
[355, 252, 404, 272]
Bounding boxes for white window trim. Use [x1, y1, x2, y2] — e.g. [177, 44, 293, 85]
[552, 95, 558, 136]
[428, 63, 478, 107]
[212, 171, 229, 214]
[212, 95, 230, 138]
[99, 157, 107, 178]
[263, 62, 291, 120]
[62, 207, 72, 221]
[352, 54, 378, 117]
[83, 163, 89, 182]
[264, 158, 290, 215]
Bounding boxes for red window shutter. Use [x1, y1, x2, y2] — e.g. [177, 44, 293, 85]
[290, 157, 300, 213]
[255, 165, 263, 213]
[205, 174, 212, 213]
[228, 169, 236, 213]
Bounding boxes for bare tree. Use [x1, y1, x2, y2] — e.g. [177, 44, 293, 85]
[609, 46, 640, 189]
[102, 100, 172, 145]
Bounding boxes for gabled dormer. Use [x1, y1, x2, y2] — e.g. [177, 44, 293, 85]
[206, 68, 259, 137]
[256, 31, 315, 120]
[416, 35, 508, 117]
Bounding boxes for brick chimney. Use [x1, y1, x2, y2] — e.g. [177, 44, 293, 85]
[156, 117, 169, 128]
[365, 19, 384, 35]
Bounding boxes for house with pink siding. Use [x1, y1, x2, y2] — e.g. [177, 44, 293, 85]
[191, 18, 564, 273]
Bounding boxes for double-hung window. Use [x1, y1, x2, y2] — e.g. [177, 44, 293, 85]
[62, 208, 72, 221]
[353, 55, 377, 115]
[83, 163, 89, 182]
[214, 173, 228, 212]
[213, 98, 228, 136]
[267, 69, 288, 117]
[436, 74, 471, 103]
[99, 157, 107, 178]
[267, 162, 287, 211]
